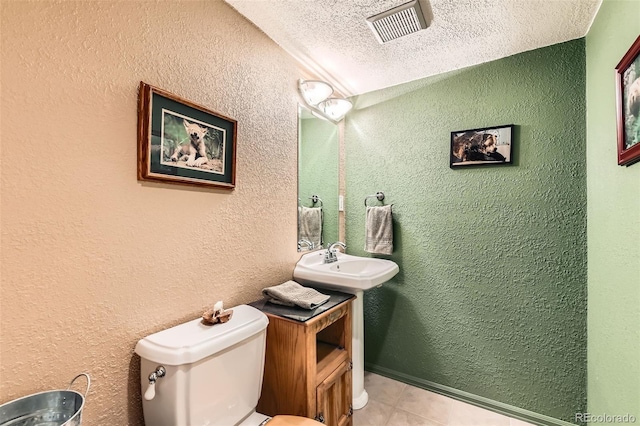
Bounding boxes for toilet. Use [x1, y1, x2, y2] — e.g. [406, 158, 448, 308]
[135, 304, 322, 426]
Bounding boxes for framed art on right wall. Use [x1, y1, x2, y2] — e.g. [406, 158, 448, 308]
[450, 124, 514, 168]
[616, 35, 640, 166]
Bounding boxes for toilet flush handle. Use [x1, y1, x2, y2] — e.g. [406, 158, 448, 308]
[144, 366, 166, 401]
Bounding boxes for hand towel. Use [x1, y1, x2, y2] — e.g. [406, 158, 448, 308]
[299, 206, 323, 248]
[262, 280, 330, 310]
[364, 205, 393, 255]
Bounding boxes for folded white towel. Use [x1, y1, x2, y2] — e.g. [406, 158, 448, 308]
[299, 206, 322, 248]
[364, 205, 393, 255]
[262, 280, 330, 310]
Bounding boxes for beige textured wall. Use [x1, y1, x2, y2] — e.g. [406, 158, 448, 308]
[0, 1, 301, 424]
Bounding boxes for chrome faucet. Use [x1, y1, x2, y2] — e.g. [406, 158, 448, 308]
[297, 239, 315, 251]
[324, 242, 346, 263]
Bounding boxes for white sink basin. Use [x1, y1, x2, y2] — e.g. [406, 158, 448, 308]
[293, 251, 399, 292]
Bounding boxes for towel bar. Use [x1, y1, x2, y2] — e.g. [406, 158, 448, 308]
[310, 195, 323, 207]
[364, 192, 385, 207]
[300, 196, 324, 208]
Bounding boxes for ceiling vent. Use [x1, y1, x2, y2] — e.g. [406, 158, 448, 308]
[366, 0, 430, 44]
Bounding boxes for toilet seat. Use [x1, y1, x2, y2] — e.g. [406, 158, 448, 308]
[268, 415, 324, 426]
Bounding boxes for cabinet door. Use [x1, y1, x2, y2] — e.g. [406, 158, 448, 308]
[316, 359, 352, 426]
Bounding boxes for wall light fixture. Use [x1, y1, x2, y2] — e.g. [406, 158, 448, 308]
[298, 80, 333, 106]
[317, 98, 353, 122]
[298, 79, 352, 122]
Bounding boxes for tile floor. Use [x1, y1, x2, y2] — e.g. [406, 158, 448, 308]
[353, 372, 537, 426]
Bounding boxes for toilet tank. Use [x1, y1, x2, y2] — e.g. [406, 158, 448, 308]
[135, 305, 269, 426]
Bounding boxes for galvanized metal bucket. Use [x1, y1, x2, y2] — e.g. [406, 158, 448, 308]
[0, 373, 90, 426]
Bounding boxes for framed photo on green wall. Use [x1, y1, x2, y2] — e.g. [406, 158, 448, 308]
[450, 124, 514, 168]
[615, 35, 640, 167]
[137, 82, 237, 188]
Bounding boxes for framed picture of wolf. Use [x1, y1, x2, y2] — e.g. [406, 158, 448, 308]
[450, 124, 514, 168]
[616, 35, 640, 166]
[137, 82, 237, 188]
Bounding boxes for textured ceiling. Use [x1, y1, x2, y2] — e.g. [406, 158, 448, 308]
[225, 0, 601, 96]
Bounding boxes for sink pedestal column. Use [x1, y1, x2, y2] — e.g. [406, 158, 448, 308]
[351, 289, 368, 410]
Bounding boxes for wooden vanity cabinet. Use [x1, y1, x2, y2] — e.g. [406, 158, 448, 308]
[257, 297, 354, 425]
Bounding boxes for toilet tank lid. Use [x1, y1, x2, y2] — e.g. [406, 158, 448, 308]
[134, 305, 269, 365]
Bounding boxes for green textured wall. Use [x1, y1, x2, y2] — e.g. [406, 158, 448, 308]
[586, 0, 640, 418]
[299, 115, 339, 246]
[345, 40, 587, 422]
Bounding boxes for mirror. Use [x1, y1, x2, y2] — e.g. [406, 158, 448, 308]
[298, 106, 339, 251]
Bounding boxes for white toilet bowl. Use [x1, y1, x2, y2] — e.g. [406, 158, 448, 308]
[135, 305, 322, 426]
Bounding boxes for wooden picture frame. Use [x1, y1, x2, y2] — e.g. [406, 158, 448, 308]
[616, 35, 640, 166]
[450, 124, 514, 168]
[137, 82, 237, 188]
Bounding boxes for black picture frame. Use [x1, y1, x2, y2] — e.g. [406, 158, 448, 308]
[616, 35, 640, 167]
[137, 82, 237, 189]
[450, 124, 514, 168]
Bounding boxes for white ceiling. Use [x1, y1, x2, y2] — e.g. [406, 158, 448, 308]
[225, 0, 602, 97]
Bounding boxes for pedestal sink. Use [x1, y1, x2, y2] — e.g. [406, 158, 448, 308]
[293, 250, 399, 410]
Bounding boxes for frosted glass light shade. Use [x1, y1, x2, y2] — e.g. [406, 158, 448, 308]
[299, 80, 333, 106]
[317, 98, 353, 121]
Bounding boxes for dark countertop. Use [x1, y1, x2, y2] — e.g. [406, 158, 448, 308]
[249, 288, 354, 322]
